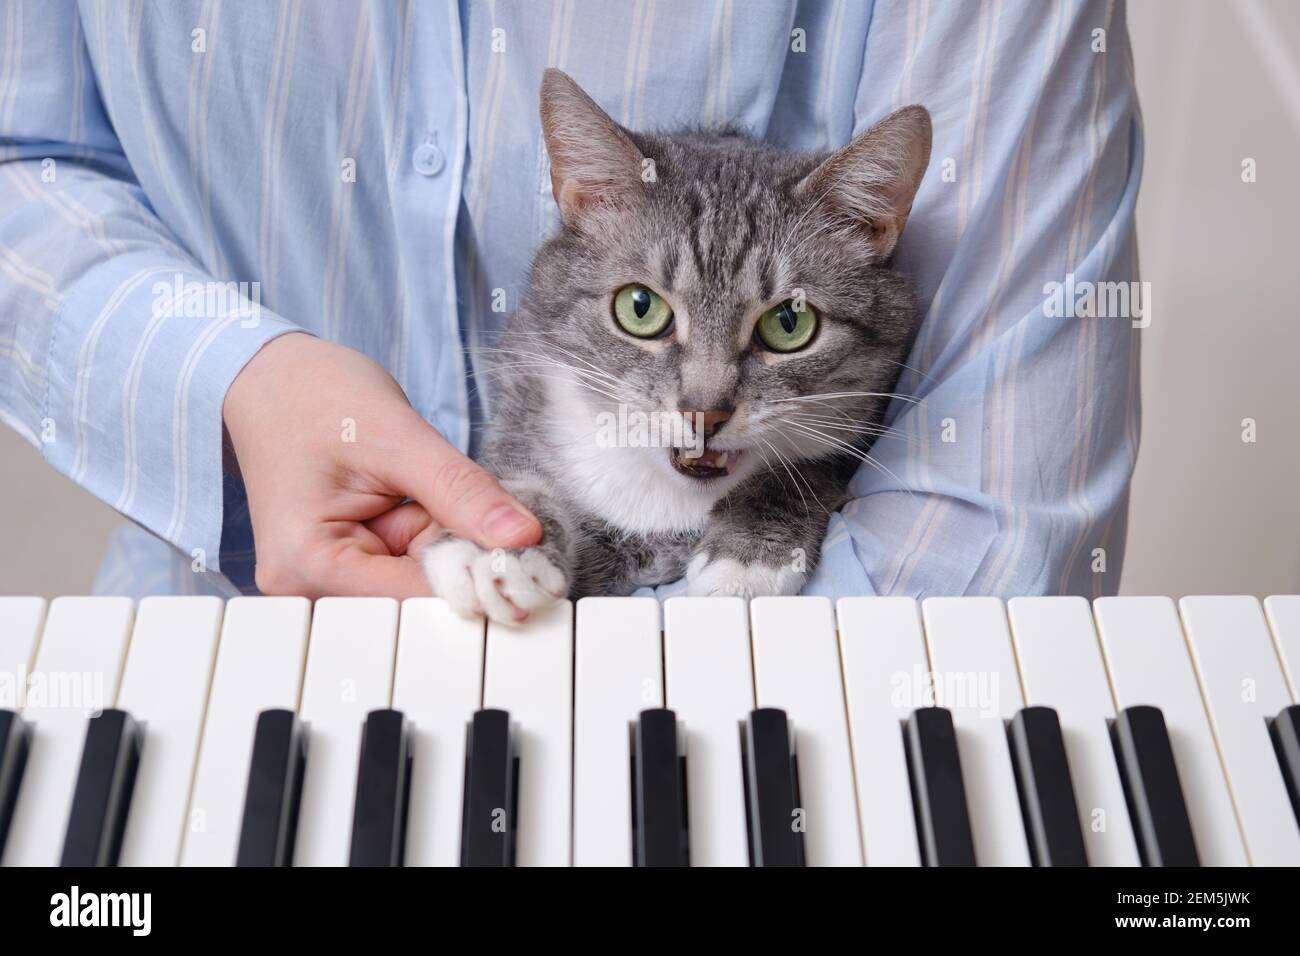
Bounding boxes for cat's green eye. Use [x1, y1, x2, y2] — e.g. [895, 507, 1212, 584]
[613, 284, 674, 338]
[755, 299, 818, 352]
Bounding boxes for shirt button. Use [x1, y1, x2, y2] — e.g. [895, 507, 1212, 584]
[412, 141, 445, 177]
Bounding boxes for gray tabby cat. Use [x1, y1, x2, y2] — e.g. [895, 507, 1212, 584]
[423, 69, 930, 624]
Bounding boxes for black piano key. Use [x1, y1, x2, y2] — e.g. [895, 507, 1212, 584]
[1268, 704, 1300, 827]
[632, 708, 688, 867]
[350, 709, 413, 867]
[60, 709, 142, 867]
[904, 706, 976, 867]
[237, 708, 307, 867]
[0, 709, 31, 858]
[1110, 704, 1200, 867]
[460, 708, 516, 867]
[741, 707, 804, 867]
[1008, 706, 1088, 867]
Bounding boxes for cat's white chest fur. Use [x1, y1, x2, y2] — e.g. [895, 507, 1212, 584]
[544, 376, 724, 535]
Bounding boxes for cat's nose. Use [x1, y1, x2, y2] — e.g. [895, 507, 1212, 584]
[680, 407, 731, 439]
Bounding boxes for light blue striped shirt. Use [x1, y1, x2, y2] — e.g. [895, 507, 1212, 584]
[0, 0, 1142, 601]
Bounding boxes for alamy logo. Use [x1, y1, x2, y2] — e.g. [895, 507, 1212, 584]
[50, 886, 151, 936]
[151, 273, 262, 328]
[890, 665, 1001, 718]
[1042, 272, 1152, 328]
[0, 669, 105, 714]
[594, 406, 706, 458]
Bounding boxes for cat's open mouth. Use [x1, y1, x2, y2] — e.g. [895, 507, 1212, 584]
[668, 446, 741, 480]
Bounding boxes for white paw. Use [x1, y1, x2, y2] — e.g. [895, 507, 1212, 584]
[421, 538, 568, 626]
[685, 553, 806, 599]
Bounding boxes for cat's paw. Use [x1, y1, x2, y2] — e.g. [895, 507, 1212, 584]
[421, 537, 568, 626]
[685, 553, 806, 599]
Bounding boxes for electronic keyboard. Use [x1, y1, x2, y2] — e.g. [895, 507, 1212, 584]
[1, 594, 1298, 867]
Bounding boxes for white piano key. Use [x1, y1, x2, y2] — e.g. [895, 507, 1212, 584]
[1006, 597, 1138, 866]
[921, 597, 1030, 866]
[0, 597, 46, 705]
[1093, 596, 1247, 865]
[180, 597, 310, 866]
[392, 598, 485, 867]
[836, 597, 926, 866]
[663, 597, 754, 867]
[573, 597, 662, 867]
[1179, 596, 1300, 866]
[117, 597, 223, 866]
[2, 597, 134, 866]
[1264, 595, 1300, 700]
[294, 598, 399, 866]
[482, 600, 573, 867]
[750, 596, 861, 866]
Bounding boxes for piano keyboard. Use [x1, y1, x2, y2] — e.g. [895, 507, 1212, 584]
[1, 593, 1299, 867]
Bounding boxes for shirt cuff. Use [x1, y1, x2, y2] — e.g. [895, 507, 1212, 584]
[40, 253, 304, 580]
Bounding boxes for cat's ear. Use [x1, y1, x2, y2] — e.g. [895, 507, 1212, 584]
[540, 69, 645, 228]
[795, 105, 932, 259]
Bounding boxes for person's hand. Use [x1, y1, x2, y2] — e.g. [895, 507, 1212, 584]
[223, 333, 542, 598]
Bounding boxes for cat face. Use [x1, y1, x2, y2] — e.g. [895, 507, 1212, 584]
[513, 70, 930, 503]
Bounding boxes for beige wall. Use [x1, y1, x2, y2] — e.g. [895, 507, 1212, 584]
[0, 431, 123, 596]
[1, 0, 1297, 598]
[1122, 0, 1300, 596]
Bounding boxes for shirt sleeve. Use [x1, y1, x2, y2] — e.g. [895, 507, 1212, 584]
[806, 0, 1144, 600]
[0, 1, 302, 580]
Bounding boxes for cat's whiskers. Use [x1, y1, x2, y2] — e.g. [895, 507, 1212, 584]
[760, 390, 921, 406]
[775, 419, 916, 500]
[751, 439, 806, 513]
[471, 358, 626, 395]
[782, 406, 916, 442]
[882, 356, 935, 386]
[755, 393, 918, 445]
[469, 343, 638, 401]
[767, 397, 863, 427]
[471, 344, 634, 394]
[486, 333, 635, 391]
[757, 436, 822, 515]
[470, 363, 632, 406]
[747, 440, 783, 493]
[785, 416, 919, 447]
[469, 359, 627, 397]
